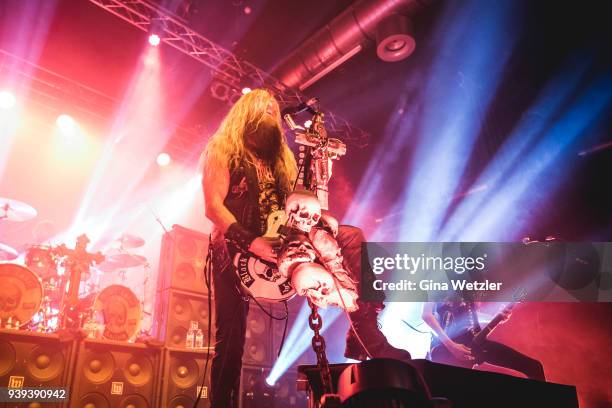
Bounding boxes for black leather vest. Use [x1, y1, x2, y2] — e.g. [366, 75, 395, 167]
[211, 159, 285, 272]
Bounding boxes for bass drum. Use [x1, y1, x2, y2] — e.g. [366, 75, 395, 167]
[0, 263, 43, 327]
[93, 284, 141, 341]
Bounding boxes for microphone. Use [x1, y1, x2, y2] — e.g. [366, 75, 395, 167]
[281, 97, 319, 117]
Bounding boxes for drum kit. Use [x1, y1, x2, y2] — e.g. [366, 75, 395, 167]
[0, 197, 150, 342]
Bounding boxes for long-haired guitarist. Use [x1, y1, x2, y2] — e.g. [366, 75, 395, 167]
[202, 88, 411, 407]
[422, 292, 546, 381]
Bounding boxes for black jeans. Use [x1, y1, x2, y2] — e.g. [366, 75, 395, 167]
[210, 231, 249, 408]
[209, 225, 371, 407]
[476, 340, 546, 381]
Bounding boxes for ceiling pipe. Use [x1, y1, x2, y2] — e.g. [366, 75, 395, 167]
[273, 0, 432, 91]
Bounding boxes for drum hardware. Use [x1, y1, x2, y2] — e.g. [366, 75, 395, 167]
[0, 242, 19, 261]
[113, 233, 146, 249]
[137, 263, 153, 339]
[25, 245, 60, 280]
[0, 197, 38, 222]
[99, 253, 148, 270]
[3, 228, 149, 343]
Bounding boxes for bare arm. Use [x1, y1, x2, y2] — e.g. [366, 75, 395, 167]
[202, 154, 279, 262]
[203, 155, 237, 233]
[421, 302, 453, 345]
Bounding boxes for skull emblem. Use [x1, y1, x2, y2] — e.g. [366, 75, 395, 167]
[285, 191, 321, 233]
[0, 283, 21, 312]
[104, 301, 127, 337]
[318, 213, 339, 237]
[277, 233, 317, 278]
[291, 262, 359, 312]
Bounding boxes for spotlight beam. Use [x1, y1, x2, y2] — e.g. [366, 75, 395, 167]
[438, 58, 594, 241]
[451, 75, 612, 241]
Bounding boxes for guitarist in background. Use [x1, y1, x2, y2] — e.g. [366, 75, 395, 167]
[202, 89, 410, 408]
[422, 293, 546, 381]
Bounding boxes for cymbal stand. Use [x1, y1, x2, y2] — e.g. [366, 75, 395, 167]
[139, 262, 153, 337]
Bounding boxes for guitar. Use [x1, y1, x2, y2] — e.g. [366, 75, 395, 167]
[233, 107, 346, 302]
[429, 288, 527, 368]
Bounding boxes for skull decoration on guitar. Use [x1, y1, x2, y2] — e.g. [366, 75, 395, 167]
[234, 101, 358, 311]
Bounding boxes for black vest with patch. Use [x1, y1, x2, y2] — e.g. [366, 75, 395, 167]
[210, 159, 285, 272]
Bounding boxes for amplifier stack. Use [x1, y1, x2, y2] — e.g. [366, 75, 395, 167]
[155, 225, 214, 407]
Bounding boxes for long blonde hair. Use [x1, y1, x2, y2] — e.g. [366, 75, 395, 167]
[202, 89, 297, 194]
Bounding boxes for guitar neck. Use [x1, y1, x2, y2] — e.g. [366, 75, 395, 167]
[472, 304, 514, 346]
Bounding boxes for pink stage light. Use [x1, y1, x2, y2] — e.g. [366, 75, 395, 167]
[148, 34, 161, 46]
[0, 90, 16, 109]
[157, 152, 171, 166]
[241, 87, 252, 95]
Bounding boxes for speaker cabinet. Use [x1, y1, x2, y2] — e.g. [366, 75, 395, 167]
[244, 305, 273, 367]
[158, 224, 210, 296]
[69, 338, 161, 408]
[0, 329, 76, 407]
[160, 347, 212, 408]
[155, 289, 214, 349]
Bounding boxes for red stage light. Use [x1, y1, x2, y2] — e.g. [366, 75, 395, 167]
[148, 34, 161, 46]
[0, 90, 16, 109]
[157, 152, 171, 166]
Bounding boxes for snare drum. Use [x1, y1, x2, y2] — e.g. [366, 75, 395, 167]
[0, 263, 43, 327]
[25, 245, 58, 280]
[93, 284, 141, 341]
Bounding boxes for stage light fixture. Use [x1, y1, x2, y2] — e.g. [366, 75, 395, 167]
[241, 87, 252, 95]
[148, 33, 161, 46]
[304, 120, 312, 128]
[157, 152, 171, 166]
[56, 114, 76, 132]
[0, 90, 16, 109]
[376, 14, 415, 62]
[265, 377, 275, 386]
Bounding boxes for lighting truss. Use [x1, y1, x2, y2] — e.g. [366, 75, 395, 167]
[88, 0, 370, 147]
[0, 49, 116, 122]
[0, 48, 202, 163]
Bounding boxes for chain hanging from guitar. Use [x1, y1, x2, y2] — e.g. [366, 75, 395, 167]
[233, 98, 347, 302]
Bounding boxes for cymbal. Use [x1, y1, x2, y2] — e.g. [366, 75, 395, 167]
[115, 233, 145, 249]
[0, 242, 18, 261]
[98, 253, 147, 271]
[0, 198, 37, 222]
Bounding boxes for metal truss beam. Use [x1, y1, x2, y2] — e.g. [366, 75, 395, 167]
[88, 0, 370, 147]
[0, 48, 202, 164]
